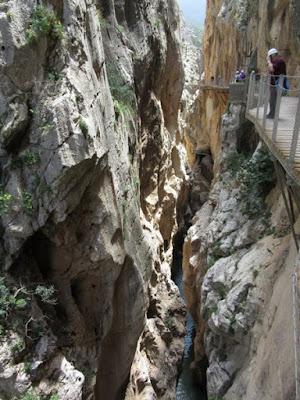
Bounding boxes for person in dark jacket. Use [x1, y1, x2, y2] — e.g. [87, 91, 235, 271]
[266, 48, 286, 119]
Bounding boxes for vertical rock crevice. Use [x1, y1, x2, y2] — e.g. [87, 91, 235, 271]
[181, 3, 300, 396]
[0, 0, 193, 398]
[94, 256, 145, 400]
[183, 100, 296, 399]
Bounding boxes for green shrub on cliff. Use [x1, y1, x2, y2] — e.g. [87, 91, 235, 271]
[227, 148, 275, 219]
[0, 190, 11, 216]
[226, 152, 250, 175]
[0, 186, 12, 216]
[0, 276, 56, 337]
[79, 117, 88, 133]
[23, 151, 39, 166]
[106, 61, 135, 116]
[22, 191, 34, 216]
[19, 392, 41, 400]
[208, 396, 224, 400]
[26, 5, 64, 43]
[0, 277, 27, 326]
[236, 148, 275, 198]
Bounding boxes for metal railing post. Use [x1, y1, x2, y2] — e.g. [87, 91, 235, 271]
[289, 95, 300, 163]
[262, 74, 271, 131]
[272, 74, 284, 142]
[246, 72, 255, 112]
[246, 72, 253, 112]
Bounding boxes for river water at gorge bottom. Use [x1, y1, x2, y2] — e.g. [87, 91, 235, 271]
[172, 256, 207, 400]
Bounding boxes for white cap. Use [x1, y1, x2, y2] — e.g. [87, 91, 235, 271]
[268, 48, 278, 57]
[241, 70, 244, 72]
[236, 71, 239, 73]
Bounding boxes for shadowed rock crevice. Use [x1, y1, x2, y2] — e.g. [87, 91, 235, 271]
[94, 256, 145, 400]
[189, 153, 214, 215]
[0, 0, 189, 398]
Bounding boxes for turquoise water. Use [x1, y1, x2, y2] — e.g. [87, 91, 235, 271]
[172, 257, 207, 400]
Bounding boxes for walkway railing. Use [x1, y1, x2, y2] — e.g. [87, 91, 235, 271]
[199, 78, 250, 103]
[246, 73, 300, 161]
[246, 73, 300, 185]
[200, 78, 230, 88]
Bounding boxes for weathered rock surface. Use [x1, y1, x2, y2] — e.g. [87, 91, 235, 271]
[183, 82, 229, 181]
[183, 100, 296, 398]
[125, 261, 186, 400]
[0, 0, 189, 399]
[180, 1, 300, 397]
[203, 0, 300, 81]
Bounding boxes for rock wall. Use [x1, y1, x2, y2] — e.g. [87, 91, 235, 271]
[183, 98, 297, 398]
[203, 0, 300, 81]
[183, 86, 228, 179]
[181, 2, 300, 397]
[0, 0, 190, 399]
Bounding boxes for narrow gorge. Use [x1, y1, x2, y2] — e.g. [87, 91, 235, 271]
[0, 1, 299, 400]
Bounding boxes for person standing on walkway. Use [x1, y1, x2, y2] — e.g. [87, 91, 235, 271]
[266, 48, 286, 119]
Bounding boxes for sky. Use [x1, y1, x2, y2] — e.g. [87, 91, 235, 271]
[178, 0, 206, 27]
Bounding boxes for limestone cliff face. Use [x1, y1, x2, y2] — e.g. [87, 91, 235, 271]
[203, 0, 300, 80]
[183, 87, 228, 178]
[0, 1, 188, 399]
[182, 3, 300, 398]
[183, 104, 296, 398]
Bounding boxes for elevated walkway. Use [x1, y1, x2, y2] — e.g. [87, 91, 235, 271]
[245, 73, 300, 185]
[200, 79, 250, 104]
[199, 79, 230, 92]
[247, 96, 300, 184]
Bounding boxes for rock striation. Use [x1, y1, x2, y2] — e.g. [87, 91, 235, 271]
[0, 0, 191, 398]
[183, 99, 297, 398]
[203, 0, 300, 81]
[181, 2, 300, 398]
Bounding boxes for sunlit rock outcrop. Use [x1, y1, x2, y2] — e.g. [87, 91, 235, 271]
[203, 0, 300, 81]
[0, 0, 189, 398]
[183, 100, 296, 398]
[182, 1, 300, 397]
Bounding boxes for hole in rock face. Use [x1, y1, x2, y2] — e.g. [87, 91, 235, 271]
[28, 231, 53, 279]
[70, 281, 82, 312]
[10, 230, 54, 285]
[236, 119, 258, 153]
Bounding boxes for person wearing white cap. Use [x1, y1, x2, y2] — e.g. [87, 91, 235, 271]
[266, 48, 286, 119]
[240, 70, 246, 81]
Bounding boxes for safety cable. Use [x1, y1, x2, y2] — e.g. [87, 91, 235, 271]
[258, 80, 300, 92]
